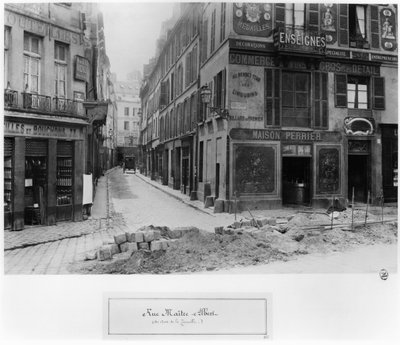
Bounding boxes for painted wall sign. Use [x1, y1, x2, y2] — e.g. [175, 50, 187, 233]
[381, 8, 397, 51]
[233, 3, 273, 37]
[344, 117, 375, 136]
[74, 55, 90, 82]
[325, 49, 350, 58]
[229, 53, 276, 67]
[274, 28, 326, 54]
[229, 39, 274, 51]
[370, 54, 398, 63]
[230, 128, 342, 142]
[5, 10, 82, 45]
[4, 121, 84, 140]
[319, 62, 380, 76]
[317, 147, 340, 194]
[351, 51, 370, 61]
[231, 72, 260, 99]
[321, 4, 337, 44]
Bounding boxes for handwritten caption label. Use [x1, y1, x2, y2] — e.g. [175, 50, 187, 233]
[142, 307, 217, 327]
[106, 297, 268, 337]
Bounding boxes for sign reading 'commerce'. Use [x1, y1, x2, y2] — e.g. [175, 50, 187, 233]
[229, 128, 342, 142]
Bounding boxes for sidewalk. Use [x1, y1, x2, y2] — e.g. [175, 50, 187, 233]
[4, 170, 117, 251]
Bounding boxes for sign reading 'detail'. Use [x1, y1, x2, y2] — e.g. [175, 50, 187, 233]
[274, 28, 326, 54]
[229, 128, 341, 142]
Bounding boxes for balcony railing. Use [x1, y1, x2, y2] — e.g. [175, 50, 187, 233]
[4, 90, 18, 108]
[22, 92, 52, 112]
[4, 90, 85, 117]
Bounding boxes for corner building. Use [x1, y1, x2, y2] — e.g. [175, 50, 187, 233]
[197, 3, 397, 211]
[4, 3, 113, 230]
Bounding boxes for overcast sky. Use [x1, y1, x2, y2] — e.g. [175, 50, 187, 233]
[100, 2, 175, 81]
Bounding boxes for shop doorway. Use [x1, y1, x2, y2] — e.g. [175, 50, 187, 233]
[182, 157, 189, 195]
[348, 155, 369, 203]
[282, 157, 311, 205]
[24, 156, 47, 225]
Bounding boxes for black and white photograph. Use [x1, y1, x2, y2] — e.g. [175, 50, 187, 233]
[1, 1, 399, 343]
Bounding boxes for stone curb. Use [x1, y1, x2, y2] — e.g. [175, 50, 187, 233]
[134, 173, 216, 217]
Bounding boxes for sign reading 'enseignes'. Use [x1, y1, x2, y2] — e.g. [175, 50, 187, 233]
[4, 121, 84, 140]
[274, 28, 326, 54]
[74, 56, 90, 82]
[230, 128, 341, 142]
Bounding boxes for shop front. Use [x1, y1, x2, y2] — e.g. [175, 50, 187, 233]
[380, 124, 398, 202]
[4, 118, 86, 230]
[229, 128, 343, 210]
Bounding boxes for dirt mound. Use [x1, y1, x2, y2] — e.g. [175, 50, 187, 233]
[72, 229, 303, 274]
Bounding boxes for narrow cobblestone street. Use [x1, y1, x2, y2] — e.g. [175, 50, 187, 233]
[4, 167, 240, 274]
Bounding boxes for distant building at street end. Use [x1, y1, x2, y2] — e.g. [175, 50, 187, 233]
[139, 3, 397, 212]
[113, 72, 142, 163]
[4, 3, 116, 230]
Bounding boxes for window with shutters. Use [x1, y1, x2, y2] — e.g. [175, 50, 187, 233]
[220, 2, 226, 42]
[265, 69, 281, 127]
[23, 33, 41, 93]
[124, 121, 129, 130]
[282, 72, 311, 127]
[285, 3, 305, 29]
[201, 19, 208, 63]
[347, 76, 368, 109]
[335, 74, 385, 110]
[124, 107, 129, 115]
[54, 43, 68, 98]
[349, 4, 368, 48]
[4, 27, 10, 86]
[313, 72, 328, 129]
[213, 69, 226, 109]
[210, 9, 216, 53]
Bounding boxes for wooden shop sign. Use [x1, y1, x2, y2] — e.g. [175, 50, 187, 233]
[4, 121, 84, 140]
[229, 128, 341, 142]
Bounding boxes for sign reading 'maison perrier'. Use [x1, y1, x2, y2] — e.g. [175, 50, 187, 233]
[229, 128, 342, 142]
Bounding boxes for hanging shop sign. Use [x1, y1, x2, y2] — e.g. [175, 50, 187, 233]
[344, 117, 375, 136]
[230, 128, 341, 142]
[274, 27, 326, 55]
[381, 8, 397, 51]
[4, 121, 84, 140]
[319, 62, 380, 76]
[320, 4, 337, 44]
[74, 56, 90, 82]
[233, 3, 273, 38]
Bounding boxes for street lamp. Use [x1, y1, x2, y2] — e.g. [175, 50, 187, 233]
[200, 85, 229, 119]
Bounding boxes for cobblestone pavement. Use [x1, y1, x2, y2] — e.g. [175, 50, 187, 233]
[4, 166, 398, 274]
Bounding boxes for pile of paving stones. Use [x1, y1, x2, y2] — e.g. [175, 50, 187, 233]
[214, 216, 291, 236]
[86, 226, 199, 261]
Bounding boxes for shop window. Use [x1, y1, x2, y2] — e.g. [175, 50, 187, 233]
[54, 43, 68, 98]
[124, 107, 129, 115]
[349, 4, 367, 47]
[23, 33, 41, 93]
[282, 72, 310, 127]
